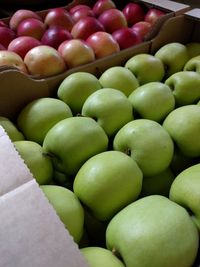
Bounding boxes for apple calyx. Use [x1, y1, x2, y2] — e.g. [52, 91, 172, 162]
[42, 151, 55, 159]
[112, 247, 123, 262]
[124, 147, 131, 156]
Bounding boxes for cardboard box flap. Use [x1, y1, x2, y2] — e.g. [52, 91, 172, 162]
[0, 69, 50, 120]
[0, 126, 89, 267]
[0, 126, 33, 196]
[0, 180, 89, 267]
[184, 8, 200, 20]
[141, 0, 190, 13]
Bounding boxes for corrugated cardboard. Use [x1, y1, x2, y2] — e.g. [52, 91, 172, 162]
[0, 126, 89, 267]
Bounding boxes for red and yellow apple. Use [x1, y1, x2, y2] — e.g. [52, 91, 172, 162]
[24, 45, 66, 77]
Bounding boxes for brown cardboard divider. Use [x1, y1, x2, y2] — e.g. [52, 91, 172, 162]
[0, 126, 89, 267]
[0, 69, 50, 120]
[150, 13, 200, 53]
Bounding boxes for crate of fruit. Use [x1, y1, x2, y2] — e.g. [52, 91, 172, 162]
[0, 0, 190, 86]
[0, 7, 200, 267]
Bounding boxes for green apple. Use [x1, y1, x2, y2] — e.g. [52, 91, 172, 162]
[106, 195, 199, 267]
[128, 82, 175, 122]
[170, 147, 198, 176]
[140, 168, 175, 197]
[41, 185, 84, 243]
[82, 88, 133, 137]
[113, 119, 174, 177]
[125, 54, 165, 85]
[184, 55, 200, 73]
[198, 100, 200, 105]
[165, 71, 200, 106]
[43, 116, 108, 176]
[73, 151, 143, 221]
[14, 140, 53, 185]
[0, 116, 24, 141]
[17, 97, 72, 145]
[163, 105, 200, 157]
[154, 42, 188, 77]
[98, 66, 139, 96]
[57, 72, 102, 115]
[186, 42, 200, 59]
[169, 163, 200, 230]
[81, 247, 125, 267]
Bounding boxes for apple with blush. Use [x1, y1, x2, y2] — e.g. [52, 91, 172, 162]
[145, 8, 165, 25]
[122, 3, 145, 26]
[98, 9, 127, 33]
[58, 39, 95, 68]
[41, 26, 72, 49]
[17, 18, 46, 40]
[70, 6, 95, 22]
[92, 0, 116, 17]
[86, 31, 120, 59]
[112, 27, 142, 50]
[71, 17, 104, 40]
[24, 45, 66, 77]
[9, 9, 42, 31]
[8, 36, 41, 59]
[44, 8, 74, 31]
[0, 50, 27, 73]
[131, 21, 152, 40]
[0, 27, 16, 48]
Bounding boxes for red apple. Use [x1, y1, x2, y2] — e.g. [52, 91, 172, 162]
[24, 45, 66, 77]
[17, 18, 46, 40]
[69, 5, 91, 14]
[44, 8, 74, 31]
[58, 39, 95, 68]
[0, 20, 8, 28]
[8, 36, 41, 59]
[9, 9, 42, 31]
[41, 26, 72, 49]
[98, 9, 127, 33]
[86, 31, 120, 59]
[0, 27, 16, 48]
[131, 21, 152, 40]
[144, 8, 165, 25]
[0, 44, 5, 50]
[0, 50, 27, 73]
[71, 17, 105, 40]
[112, 27, 142, 50]
[92, 0, 116, 17]
[71, 6, 95, 22]
[122, 3, 145, 26]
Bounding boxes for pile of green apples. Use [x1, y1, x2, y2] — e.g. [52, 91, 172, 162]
[1, 41, 200, 267]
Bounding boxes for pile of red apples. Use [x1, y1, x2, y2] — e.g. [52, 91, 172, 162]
[0, 0, 165, 77]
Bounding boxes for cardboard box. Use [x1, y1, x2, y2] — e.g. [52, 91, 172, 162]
[0, 0, 190, 95]
[0, 7, 200, 267]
